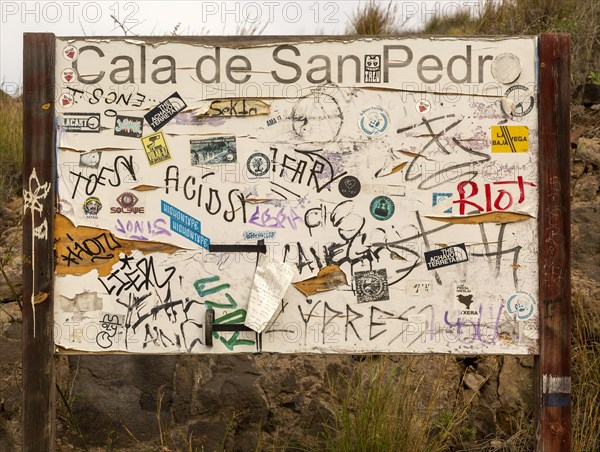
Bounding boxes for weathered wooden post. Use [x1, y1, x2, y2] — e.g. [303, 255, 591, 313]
[22, 32, 56, 452]
[536, 32, 572, 451]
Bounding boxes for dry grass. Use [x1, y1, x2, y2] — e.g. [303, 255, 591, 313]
[320, 356, 472, 451]
[572, 293, 600, 452]
[424, 0, 600, 89]
[346, 0, 401, 35]
[0, 90, 22, 200]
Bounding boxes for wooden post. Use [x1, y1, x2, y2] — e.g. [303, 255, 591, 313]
[22, 32, 56, 452]
[536, 33, 572, 451]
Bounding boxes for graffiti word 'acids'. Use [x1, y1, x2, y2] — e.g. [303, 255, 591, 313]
[72, 45, 494, 85]
[164, 166, 247, 224]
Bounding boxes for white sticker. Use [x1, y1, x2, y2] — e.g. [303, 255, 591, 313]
[491, 53, 522, 84]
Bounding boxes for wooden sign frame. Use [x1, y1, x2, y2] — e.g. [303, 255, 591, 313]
[22, 33, 571, 451]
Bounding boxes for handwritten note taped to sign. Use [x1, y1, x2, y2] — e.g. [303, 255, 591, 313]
[245, 253, 295, 333]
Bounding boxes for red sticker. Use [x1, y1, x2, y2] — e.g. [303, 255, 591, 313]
[415, 99, 431, 115]
[59, 93, 73, 108]
[63, 45, 78, 61]
[61, 68, 76, 83]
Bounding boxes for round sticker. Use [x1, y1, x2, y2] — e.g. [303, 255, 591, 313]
[61, 68, 77, 83]
[63, 45, 78, 61]
[370, 196, 395, 221]
[338, 175, 361, 198]
[291, 93, 343, 142]
[84, 197, 102, 216]
[359, 106, 389, 136]
[491, 53, 521, 84]
[415, 99, 431, 115]
[506, 291, 536, 321]
[247, 152, 270, 177]
[501, 84, 535, 117]
[59, 92, 74, 108]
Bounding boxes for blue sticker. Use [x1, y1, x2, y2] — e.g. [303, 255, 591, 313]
[506, 291, 536, 320]
[433, 192, 453, 213]
[161, 201, 210, 250]
[359, 106, 389, 136]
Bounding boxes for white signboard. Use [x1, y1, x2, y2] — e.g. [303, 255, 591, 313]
[54, 36, 539, 354]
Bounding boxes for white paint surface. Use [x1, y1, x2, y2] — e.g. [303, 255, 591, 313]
[54, 36, 540, 354]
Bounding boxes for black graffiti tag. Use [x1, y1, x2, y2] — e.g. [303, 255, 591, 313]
[99, 255, 176, 296]
[61, 232, 122, 266]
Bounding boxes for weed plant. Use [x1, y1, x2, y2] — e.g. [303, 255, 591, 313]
[320, 356, 469, 452]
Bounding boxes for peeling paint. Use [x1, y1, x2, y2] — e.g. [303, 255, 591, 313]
[375, 162, 407, 178]
[293, 265, 348, 296]
[58, 292, 103, 312]
[55, 214, 181, 277]
[33, 292, 49, 304]
[542, 375, 571, 393]
[425, 212, 533, 224]
[398, 150, 434, 161]
[133, 185, 160, 191]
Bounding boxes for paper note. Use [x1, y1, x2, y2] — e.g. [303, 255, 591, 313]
[244, 253, 295, 333]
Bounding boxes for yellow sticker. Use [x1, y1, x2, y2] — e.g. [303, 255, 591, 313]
[202, 98, 270, 116]
[141, 131, 171, 166]
[491, 126, 529, 153]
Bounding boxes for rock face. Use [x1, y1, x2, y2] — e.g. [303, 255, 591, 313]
[0, 306, 22, 451]
[0, 196, 23, 302]
[571, 116, 600, 329]
[1, 108, 599, 450]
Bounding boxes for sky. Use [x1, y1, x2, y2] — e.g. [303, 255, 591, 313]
[1, 1, 481, 95]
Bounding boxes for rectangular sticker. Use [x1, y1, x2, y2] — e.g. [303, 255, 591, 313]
[424, 244, 469, 270]
[453, 282, 478, 317]
[141, 131, 171, 166]
[433, 192, 453, 213]
[491, 126, 529, 153]
[144, 91, 187, 131]
[161, 201, 210, 250]
[407, 280, 432, 297]
[364, 55, 381, 83]
[243, 231, 276, 241]
[355, 269, 389, 303]
[114, 115, 143, 138]
[191, 136, 237, 165]
[62, 113, 100, 133]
